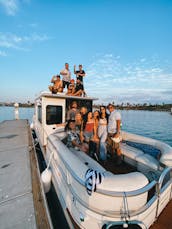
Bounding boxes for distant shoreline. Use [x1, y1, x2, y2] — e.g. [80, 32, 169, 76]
[1, 103, 172, 112]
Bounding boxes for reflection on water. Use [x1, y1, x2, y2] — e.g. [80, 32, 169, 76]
[0, 106, 172, 146]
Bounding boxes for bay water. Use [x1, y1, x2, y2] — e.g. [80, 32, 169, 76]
[0, 106, 172, 146]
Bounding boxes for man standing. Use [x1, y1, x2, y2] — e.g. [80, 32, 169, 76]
[74, 64, 86, 96]
[74, 64, 85, 83]
[107, 103, 122, 164]
[60, 63, 71, 89]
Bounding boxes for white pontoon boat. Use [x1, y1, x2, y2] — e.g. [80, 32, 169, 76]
[32, 92, 172, 229]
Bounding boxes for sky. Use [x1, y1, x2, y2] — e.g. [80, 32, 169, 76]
[0, 0, 172, 105]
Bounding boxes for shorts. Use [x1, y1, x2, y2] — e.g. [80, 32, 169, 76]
[63, 81, 70, 88]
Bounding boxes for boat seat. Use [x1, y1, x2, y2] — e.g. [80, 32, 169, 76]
[136, 154, 159, 179]
[121, 143, 144, 166]
[53, 127, 67, 141]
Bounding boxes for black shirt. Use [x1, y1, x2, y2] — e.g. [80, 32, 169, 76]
[75, 83, 84, 92]
[75, 70, 85, 82]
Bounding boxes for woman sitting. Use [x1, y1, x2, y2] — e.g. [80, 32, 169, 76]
[66, 79, 75, 95]
[65, 119, 88, 153]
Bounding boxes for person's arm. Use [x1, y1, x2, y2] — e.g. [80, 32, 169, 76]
[113, 119, 121, 137]
[74, 65, 77, 74]
[72, 139, 80, 148]
[79, 71, 86, 77]
[51, 76, 55, 83]
[60, 69, 67, 75]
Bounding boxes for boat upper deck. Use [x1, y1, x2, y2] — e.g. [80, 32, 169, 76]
[35, 91, 98, 101]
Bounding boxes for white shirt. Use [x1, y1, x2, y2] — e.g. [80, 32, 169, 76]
[108, 110, 121, 134]
[60, 69, 71, 82]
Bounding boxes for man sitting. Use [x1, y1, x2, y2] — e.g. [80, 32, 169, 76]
[48, 75, 63, 94]
[73, 78, 84, 96]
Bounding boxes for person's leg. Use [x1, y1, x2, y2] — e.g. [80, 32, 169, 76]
[99, 131, 107, 161]
[107, 134, 115, 158]
[99, 141, 107, 161]
[114, 143, 122, 164]
[58, 87, 63, 92]
[74, 89, 83, 96]
[48, 85, 53, 92]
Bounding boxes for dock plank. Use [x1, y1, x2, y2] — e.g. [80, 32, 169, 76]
[0, 120, 51, 229]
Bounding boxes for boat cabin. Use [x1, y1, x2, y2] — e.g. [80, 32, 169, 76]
[33, 92, 97, 147]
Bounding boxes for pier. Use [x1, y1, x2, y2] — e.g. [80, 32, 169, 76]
[0, 120, 51, 229]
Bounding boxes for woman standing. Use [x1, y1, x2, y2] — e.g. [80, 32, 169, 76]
[83, 111, 94, 142]
[98, 106, 109, 162]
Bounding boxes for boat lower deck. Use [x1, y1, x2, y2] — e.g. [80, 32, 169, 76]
[99, 156, 137, 174]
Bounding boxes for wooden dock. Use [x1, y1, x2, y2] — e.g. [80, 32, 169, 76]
[0, 120, 51, 229]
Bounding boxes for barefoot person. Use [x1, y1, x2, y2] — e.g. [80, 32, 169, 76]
[48, 74, 63, 94]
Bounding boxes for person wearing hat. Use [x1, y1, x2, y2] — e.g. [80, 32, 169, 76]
[107, 103, 122, 164]
[48, 74, 63, 94]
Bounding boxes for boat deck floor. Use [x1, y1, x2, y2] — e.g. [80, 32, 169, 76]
[98, 157, 137, 174]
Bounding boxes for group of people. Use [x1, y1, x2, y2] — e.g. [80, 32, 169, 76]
[49, 63, 86, 97]
[65, 102, 122, 165]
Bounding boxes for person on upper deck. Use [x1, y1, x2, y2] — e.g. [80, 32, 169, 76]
[48, 74, 63, 94]
[74, 64, 85, 84]
[60, 63, 71, 89]
[66, 79, 75, 95]
[74, 64, 86, 96]
[73, 78, 84, 96]
[107, 103, 122, 164]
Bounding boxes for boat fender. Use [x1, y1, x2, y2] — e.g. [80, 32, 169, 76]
[85, 169, 104, 195]
[41, 169, 52, 193]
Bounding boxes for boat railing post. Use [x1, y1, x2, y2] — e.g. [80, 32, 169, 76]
[14, 103, 19, 120]
[155, 167, 172, 219]
[155, 182, 160, 220]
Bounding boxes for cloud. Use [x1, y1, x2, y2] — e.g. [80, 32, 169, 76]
[0, 32, 51, 50]
[86, 53, 172, 104]
[0, 50, 7, 56]
[0, 0, 30, 16]
[0, 0, 19, 15]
